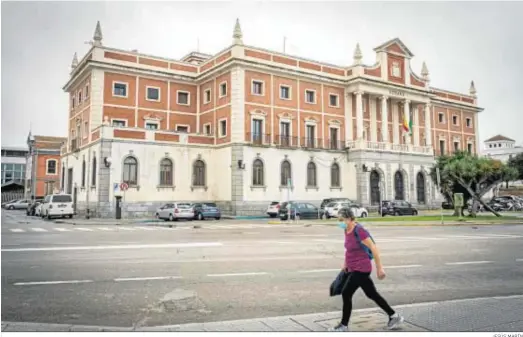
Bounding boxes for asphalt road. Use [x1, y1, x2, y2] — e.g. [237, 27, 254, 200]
[2, 210, 523, 328]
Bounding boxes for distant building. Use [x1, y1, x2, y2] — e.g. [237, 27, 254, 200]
[482, 134, 523, 163]
[26, 133, 67, 199]
[1, 146, 28, 185]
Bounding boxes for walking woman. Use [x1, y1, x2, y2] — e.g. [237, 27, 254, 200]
[329, 207, 404, 331]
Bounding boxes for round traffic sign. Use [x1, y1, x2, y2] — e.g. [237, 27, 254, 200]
[120, 182, 129, 191]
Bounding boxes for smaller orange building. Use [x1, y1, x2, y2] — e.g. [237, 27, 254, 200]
[26, 134, 67, 199]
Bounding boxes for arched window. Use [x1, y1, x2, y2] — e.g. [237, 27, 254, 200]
[122, 156, 138, 186]
[307, 161, 317, 187]
[252, 159, 264, 186]
[394, 170, 405, 201]
[193, 160, 206, 186]
[91, 156, 97, 187]
[416, 172, 426, 204]
[280, 160, 292, 186]
[81, 158, 86, 187]
[159, 158, 173, 186]
[331, 163, 340, 187]
[370, 170, 381, 205]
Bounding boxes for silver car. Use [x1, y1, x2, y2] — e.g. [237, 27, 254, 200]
[5, 199, 30, 210]
[157, 202, 195, 221]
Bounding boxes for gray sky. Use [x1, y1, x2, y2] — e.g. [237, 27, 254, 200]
[2, 1, 522, 147]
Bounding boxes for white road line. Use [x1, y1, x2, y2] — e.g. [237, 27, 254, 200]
[9, 229, 25, 233]
[135, 226, 155, 231]
[207, 272, 269, 277]
[445, 235, 493, 240]
[483, 234, 523, 238]
[14, 280, 93, 286]
[31, 228, 47, 232]
[298, 269, 340, 274]
[117, 227, 136, 231]
[386, 264, 423, 269]
[264, 241, 300, 245]
[402, 236, 443, 241]
[445, 261, 493, 266]
[114, 276, 182, 282]
[54, 228, 71, 232]
[2, 242, 223, 252]
[97, 227, 113, 231]
[75, 228, 93, 232]
[516, 259, 523, 262]
[176, 227, 191, 230]
[313, 239, 344, 243]
[249, 224, 272, 228]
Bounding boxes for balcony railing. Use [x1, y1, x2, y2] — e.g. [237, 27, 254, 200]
[327, 138, 342, 150]
[246, 133, 271, 146]
[275, 135, 299, 148]
[346, 140, 434, 155]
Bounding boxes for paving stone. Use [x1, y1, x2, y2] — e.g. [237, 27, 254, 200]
[260, 317, 310, 331]
[4, 323, 72, 332]
[204, 320, 273, 332]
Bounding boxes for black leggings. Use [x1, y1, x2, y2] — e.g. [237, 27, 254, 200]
[341, 271, 395, 325]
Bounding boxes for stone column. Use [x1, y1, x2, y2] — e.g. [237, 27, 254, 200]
[424, 103, 432, 146]
[355, 91, 364, 140]
[404, 99, 411, 144]
[413, 104, 420, 146]
[380, 96, 388, 142]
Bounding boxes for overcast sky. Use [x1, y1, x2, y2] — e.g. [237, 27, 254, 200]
[2, 1, 522, 148]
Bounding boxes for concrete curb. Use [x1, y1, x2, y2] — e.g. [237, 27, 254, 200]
[276, 221, 523, 227]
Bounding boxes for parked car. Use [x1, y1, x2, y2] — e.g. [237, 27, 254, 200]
[279, 201, 320, 220]
[192, 202, 221, 220]
[35, 203, 43, 217]
[323, 201, 349, 219]
[5, 199, 30, 210]
[381, 200, 418, 216]
[157, 202, 194, 221]
[40, 194, 75, 219]
[2, 199, 20, 208]
[266, 201, 281, 218]
[441, 201, 454, 209]
[155, 203, 171, 218]
[348, 203, 369, 218]
[27, 200, 43, 216]
[320, 198, 352, 210]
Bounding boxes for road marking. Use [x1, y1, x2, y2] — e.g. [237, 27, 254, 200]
[14, 280, 93, 286]
[264, 241, 300, 245]
[298, 269, 340, 274]
[117, 227, 136, 231]
[516, 259, 523, 262]
[176, 227, 191, 230]
[313, 239, 344, 243]
[1, 242, 223, 252]
[445, 261, 493, 266]
[386, 264, 423, 269]
[75, 227, 93, 232]
[114, 276, 182, 282]
[54, 228, 71, 232]
[402, 236, 443, 241]
[446, 235, 493, 240]
[31, 228, 47, 232]
[483, 234, 523, 238]
[97, 227, 113, 231]
[135, 226, 155, 231]
[207, 272, 269, 277]
[9, 229, 25, 233]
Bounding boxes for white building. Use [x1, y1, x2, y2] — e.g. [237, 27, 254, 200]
[482, 134, 523, 163]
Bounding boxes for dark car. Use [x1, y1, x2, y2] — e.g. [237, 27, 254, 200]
[441, 201, 454, 210]
[192, 202, 221, 220]
[279, 201, 320, 220]
[320, 198, 352, 209]
[381, 200, 418, 216]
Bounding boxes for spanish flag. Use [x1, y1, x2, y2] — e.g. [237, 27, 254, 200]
[402, 112, 410, 133]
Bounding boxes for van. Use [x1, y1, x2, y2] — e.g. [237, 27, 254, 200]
[40, 194, 74, 219]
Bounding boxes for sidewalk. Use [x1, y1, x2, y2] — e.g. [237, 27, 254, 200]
[3, 295, 523, 332]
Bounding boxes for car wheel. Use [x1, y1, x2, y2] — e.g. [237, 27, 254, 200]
[155, 213, 159, 219]
[8, 206, 14, 210]
[197, 213, 204, 220]
[269, 214, 277, 218]
[215, 217, 221, 220]
[361, 212, 368, 218]
[46, 212, 51, 220]
[394, 211, 400, 216]
[412, 210, 418, 216]
[169, 214, 174, 221]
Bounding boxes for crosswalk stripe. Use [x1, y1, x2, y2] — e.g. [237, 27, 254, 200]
[96, 227, 113, 231]
[31, 228, 47, 232]
[176, 227, 191, 230]
[75, 228, 93, 232]
[54, 228, 71, 232]
[10, 228, 25, 233]
[135, 226, 155, 230]
[118, 227, 136, 231]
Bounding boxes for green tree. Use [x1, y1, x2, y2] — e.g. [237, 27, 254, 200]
[430, 151, 518, 217]
[508, 153, 523, 182]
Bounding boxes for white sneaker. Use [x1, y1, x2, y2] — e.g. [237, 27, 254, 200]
[387, 313, 404, 330]
[328, 323, 349, 332]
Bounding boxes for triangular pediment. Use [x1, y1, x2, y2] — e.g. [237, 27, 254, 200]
[373, 38, 414, 58]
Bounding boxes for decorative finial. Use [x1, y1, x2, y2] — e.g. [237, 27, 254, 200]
[421, 61, 429, 80]
[232, 18, 243, 45]
[353, 43, 362, 65]
[71, 52, 79, 70]
[469, 81, 477, 96]
[93, 21, 103, 46]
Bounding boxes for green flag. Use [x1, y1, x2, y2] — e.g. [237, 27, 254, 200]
[409, 111, 413, 135]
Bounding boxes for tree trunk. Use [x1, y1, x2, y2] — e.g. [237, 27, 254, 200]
[460, 183, 502, 217]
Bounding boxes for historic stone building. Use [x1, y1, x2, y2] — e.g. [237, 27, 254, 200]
[60, 20, 482, 217]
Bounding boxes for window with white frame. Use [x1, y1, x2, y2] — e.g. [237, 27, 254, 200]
[177, 91, 189, 105]
[280, 85, 290, 100]
[252, 80, 264, 95]
[306, 124, 316, 147]
[176, 125, 189, 133]
[219, 82, 227, 97]
[112, 119, 127, 127]
[46, 160, 57, 175]
[147, 87, 160, 101]
[439, 140, 445, 155]
[252, 118, 263, 144]
[279, 121, 291, 146]
[204, 89, 211, 104]
[329, 94, 339, 107]
[203, 123, 211, 135]
[466, 118, 472, 128]
[452, 115, 458, 126]
[454, 141, 460, 152]
[329, 127, 339, 149]
[145, 121, 159, 130]
[113, 82, 127, 97]
[438, 112, 445, 123]
[305, 90, 315, 104]
[219, 119, 227, 137]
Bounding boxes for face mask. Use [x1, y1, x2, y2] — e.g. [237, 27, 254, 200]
[338, 221, 347, 229]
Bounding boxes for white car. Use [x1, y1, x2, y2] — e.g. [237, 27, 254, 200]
[40, 194, 75, 219]
[154, 203, 171, 218]
[323, 202, 369, 219]
[35, 203, 42, 216]
[266, 201, 281, 218]
[157, 202, 195, 221]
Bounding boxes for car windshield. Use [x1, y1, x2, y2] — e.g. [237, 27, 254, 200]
[204, 203, 217, 208]
[177, 203, 192, 208]
[326, 202, 337, 208]
[53, 195, 72, 203]
[270, 201, 279, 206]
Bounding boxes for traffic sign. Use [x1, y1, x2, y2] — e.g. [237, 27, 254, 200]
[120, 182, 129, 191]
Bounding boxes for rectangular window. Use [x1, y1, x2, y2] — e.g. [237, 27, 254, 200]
[219, 119, 227, 137]
[438, 112, 445, 123]
[305, 90, 315, 104]
[219, 82, 227, 97]
[112, 119, 127, 127]
[329, 94, 339, 107]
[454, 141, 460, 152]
[439, 140, 445, 156]
[306, 124, 315, 147]
[147, 87, 160, 101]
[452, 115, 458, 126]
[466, 118, 472, 128]
[204, 89, 211, 104]
[280, 121, 290, 146]
[329, 127, 339, 149]
[72, 97, 75, 109]
[467, 143, 473, 154]
[47, 160, 57, 175]
[145, 122, 158, 130]
[78, 91, 82, 103]
[84, 121, 89, 136]
[204, 123, 211, 135]
[252, 81, 263, 95]
[85, 85, 89, 98]
[113, 82, 127, 97]
[252, 119, 263, 144]
[176, 125, 189, 133]
[177, 91, 189, 105]
[280, 85, 290, 100]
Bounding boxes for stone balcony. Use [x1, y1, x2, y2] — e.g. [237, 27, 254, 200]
[345, 140, 434, 156]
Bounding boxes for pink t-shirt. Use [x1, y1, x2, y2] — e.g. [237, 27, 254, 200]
[344, 225, 372, 273]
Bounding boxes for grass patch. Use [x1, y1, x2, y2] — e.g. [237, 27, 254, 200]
[363, 215, 522, 222]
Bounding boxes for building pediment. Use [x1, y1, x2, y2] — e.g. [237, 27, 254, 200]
[373, 38, 414, 58]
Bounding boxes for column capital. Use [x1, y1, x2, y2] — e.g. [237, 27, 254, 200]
[380, 95, 389, 101]
[353, 91, 364, 96]
[404, 99, 411, 104]
[425, 102, 432, 108]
